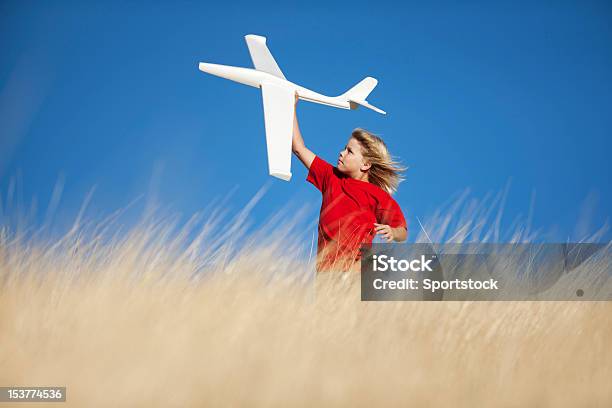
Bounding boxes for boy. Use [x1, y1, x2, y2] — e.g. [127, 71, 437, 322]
[292, 94, 407, 272]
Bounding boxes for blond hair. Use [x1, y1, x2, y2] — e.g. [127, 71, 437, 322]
[351, 128, 407, 194]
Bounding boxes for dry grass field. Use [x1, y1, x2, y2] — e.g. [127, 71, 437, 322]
[1, 190, 611, 407]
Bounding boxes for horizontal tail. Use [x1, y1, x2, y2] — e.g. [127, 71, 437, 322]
[341, 77, 386, 115]
[349, 100, 386, 115]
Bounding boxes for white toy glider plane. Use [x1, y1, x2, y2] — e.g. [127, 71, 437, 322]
[198, 34, 385, 181]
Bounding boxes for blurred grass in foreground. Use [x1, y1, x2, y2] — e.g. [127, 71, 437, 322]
[1, 188, 611, 407]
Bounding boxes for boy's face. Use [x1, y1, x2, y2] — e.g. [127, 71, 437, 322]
[337, 138, 370, 176]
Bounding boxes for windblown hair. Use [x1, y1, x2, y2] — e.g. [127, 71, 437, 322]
[351, 128, 407, 194]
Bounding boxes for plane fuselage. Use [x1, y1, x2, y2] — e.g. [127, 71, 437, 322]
[199, 63, 351, 110]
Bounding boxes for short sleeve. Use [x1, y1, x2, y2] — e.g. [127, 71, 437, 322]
[376, 195, 407, 229]
[306, 156, 334, 192]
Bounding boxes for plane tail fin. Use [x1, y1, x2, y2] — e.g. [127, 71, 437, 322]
[342, 77, 378, 100]
[340, 77, 386, 115]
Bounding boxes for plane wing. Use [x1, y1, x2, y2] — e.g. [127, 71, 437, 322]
[260, 82, 293, 181]
[245, 34, 286, 80]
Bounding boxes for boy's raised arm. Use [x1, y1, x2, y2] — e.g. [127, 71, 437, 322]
[292, 94, 316, 169]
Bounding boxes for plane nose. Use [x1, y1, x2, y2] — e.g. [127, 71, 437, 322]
[199, 62, 213, 73]
[198, 62, 226, 78]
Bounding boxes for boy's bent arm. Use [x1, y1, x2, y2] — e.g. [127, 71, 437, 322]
[392, 226, 407, 242]
[292, 98, 315, 169]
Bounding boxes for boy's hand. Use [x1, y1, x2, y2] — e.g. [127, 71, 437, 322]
[374, 223, 394, 242]
[294, 91, 299, 108]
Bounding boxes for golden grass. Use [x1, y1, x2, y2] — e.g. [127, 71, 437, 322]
[1, 192, 611, 407]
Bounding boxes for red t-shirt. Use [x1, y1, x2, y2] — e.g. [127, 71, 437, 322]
[307, 156, 407, 271]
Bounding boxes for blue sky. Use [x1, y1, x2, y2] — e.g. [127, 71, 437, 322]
[1, 1, 611, 242]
